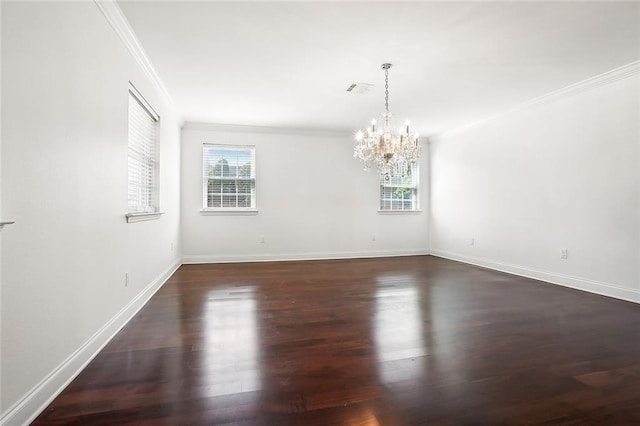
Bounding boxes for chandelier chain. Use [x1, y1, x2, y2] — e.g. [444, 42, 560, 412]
[384, 67, 389, 114]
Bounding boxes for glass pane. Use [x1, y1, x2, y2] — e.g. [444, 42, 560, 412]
[208, 180, 222, 193]
[237, 181, 252, 194]
[205, 149, 254, 178]
[237, 196, 251, 207]
[222, 181, 236, 193]
[222, 195, 236, 208]
[208, 194, 221, 207]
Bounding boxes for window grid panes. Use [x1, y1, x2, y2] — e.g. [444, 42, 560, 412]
[127, 85, 159, 214]
[203, 145, 256, 209]
[379, 164, 419, 211]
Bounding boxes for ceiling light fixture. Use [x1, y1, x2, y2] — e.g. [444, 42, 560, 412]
[354, 63, 420, 177]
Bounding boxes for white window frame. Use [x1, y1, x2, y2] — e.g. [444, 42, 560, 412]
[201, 144, 257, 214]
[379, 163, 421, 213]
[126, 83, 162, 222]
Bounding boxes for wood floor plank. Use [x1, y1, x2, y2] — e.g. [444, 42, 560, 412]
[32, 256, 640, 424]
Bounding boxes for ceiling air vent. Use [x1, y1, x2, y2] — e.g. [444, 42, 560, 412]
[346, 83, 374, 94]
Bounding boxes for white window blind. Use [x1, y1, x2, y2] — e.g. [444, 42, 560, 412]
[380, 164, 419, 211]
[128, 85, 159, 214]
[203, 144, 256, 210]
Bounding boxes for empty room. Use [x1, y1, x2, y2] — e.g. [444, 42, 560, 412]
[2, 0, 640, 424]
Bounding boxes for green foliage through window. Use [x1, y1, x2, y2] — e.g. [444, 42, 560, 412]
[379, 164, 419, 211]
[203, 145, 256, 209]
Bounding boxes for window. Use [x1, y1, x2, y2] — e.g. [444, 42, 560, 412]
[202, 144, 256, 210]
[379, 164, 419, 211]
[127, 84, 159, 217]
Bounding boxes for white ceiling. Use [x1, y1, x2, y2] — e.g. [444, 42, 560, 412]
[118, 1, 640, 136]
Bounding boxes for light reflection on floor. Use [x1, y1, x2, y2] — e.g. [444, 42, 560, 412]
[345, 408, 382, 426]
[374, 275, 426, 384]
[200, 286, 261, 397]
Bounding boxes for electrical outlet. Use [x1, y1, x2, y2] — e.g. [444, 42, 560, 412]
[260, 235, 265, 243]
[125, 272, 129, 287]
[372, 233, 377, 241]
[561, 248, 568, 259]
[470, 238, 475, 246]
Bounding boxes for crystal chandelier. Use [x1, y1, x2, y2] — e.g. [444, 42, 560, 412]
[354, 63, 420, 177]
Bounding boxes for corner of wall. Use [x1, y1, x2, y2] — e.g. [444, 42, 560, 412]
[0, 259, 181, 426]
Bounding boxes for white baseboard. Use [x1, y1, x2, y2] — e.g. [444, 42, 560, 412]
[182, 248, 430, 264]
[0, 258, 182, 426]
[430, 249, 640, 304]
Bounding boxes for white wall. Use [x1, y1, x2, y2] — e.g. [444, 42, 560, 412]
[430, 64, 640, 303]
[0, 2, 4, 416]
[1, 2, 181, 424]
[181, 124, 429, 262]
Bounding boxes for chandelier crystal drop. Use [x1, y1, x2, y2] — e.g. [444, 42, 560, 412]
[354, 63, 420, 178]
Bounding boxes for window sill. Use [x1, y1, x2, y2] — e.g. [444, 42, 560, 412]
[200, 209, 259, 216]
[378, 210, 423, 215]
[126, 212, 164, 223]
[0, 221, 16, 231]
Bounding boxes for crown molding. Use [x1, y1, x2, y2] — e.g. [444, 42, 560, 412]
[94, 0, 174, 109]
[433, 60, 640, 141]
[182, 121, 353, 138]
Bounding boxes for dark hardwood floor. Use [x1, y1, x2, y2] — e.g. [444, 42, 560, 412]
[33, 256, 640, 425]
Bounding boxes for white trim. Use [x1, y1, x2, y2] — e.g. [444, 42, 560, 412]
[183, 121, 351, 137]
[203, 143, 255, 151]
[0, 259, 182, 426]
[378, 210, 423, 215]
[126, 212, 164, 223]
[0, 220, 16, 231]
[433, 60, 640, 141]
[129, 82, 159, 121]
[200, 209, 259, 216]
[182, 249, 429, 264]
[94, 0, 174, 109]
[430, 249, 640, 304]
